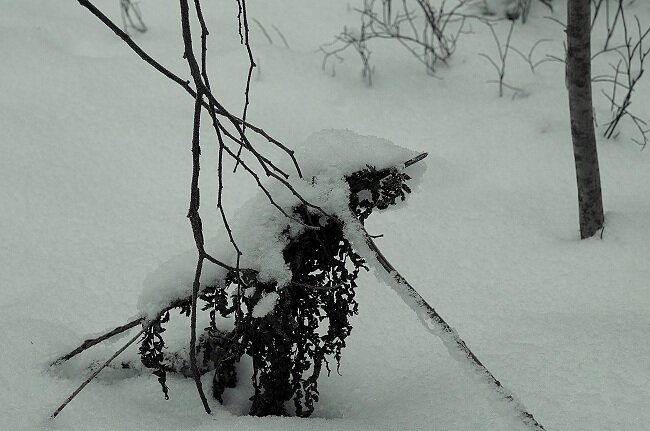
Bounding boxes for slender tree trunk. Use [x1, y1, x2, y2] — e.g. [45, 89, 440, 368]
[567, 0, 604, 239]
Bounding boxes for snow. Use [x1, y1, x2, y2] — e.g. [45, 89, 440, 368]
[2, 0, 650, 430]
[252, 291, 280, 318]
[137, 245, 228, 319]
[135, 128, 419, 319]
[288, 128, 419, 178]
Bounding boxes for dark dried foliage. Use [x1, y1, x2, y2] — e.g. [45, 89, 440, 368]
[348, 165, 412, 222]
[138, 165, 413, 416]
[139, 312, 171, 400]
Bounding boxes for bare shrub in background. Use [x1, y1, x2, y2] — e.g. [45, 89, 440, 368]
[321, 0, 554, 87]
[120, 0, 147, 33]
[479, 19, 523, 97]
[322, 0, 472, 85]
[474, 0, 553, 22]
[591, 0, 650, 148]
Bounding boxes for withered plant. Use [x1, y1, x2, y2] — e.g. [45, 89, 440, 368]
[51, 2, 547, 430]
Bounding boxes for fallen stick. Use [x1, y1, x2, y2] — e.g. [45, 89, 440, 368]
[51, 318, 143, 367]
[51, 325, 147, 419]
[51, 298, 191, 367]
[404, 152, 428, 167]
[360, 231, 547, 431]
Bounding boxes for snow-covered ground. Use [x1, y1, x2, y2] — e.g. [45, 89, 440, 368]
[2, 1, 649, 430]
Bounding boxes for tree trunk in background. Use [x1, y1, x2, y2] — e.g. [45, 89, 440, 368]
[567, 0, 604, 239]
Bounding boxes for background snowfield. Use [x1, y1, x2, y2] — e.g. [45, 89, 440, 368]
[1, 0, 649, 430]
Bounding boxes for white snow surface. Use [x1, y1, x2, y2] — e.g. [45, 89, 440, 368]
[2, 1, 650, 431]
[287, 128, 420, 178]
[252, 291, 280, 318]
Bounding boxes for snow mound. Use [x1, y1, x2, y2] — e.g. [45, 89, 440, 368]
[137, 129, 423, 319]
[289, 129, 420, 178]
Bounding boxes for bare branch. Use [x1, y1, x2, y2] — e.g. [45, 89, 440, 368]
[51, 318, 143, 366]
[51, 326, 147, 418]
[359, 226, 546, 431]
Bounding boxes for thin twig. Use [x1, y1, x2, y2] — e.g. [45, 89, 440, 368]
[51, 326, 146, 419]
[120, 0, 147, 33]
[322, 0, 473, 80]
[233, 0, 257, 173]
[252, 18, 274, 44]
[479, 19, 518, 97]
[51, 318, 143, 366]
[510, 38, 554, 73]
[51, 297, 194, 367]
[192, 0, 245, 308]
[290, 282, 343, 291]
[77, 0, 303, 181]
[404, 152, 429, 167]
[272, 24, 290, 48]
[597, 4, 650, 147]
[179, 0, 212, 414]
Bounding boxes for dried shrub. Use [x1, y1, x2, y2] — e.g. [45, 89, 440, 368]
[138, 163, 414, 417]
